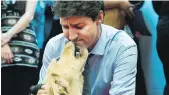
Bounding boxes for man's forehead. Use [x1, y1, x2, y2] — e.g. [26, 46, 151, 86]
[60, 16, 90, 25]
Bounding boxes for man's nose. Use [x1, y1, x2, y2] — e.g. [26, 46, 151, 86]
[68, 29, 78, 41]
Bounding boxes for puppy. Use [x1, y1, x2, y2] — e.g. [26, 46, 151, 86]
[43, 41, 88, 95]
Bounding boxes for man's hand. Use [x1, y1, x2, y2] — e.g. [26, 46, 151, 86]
[104, 1, 134, 19]
[36, 85, 50, 95]
[1, 44, 14, 64]
[1, 32, 13, 46]
[119, 1, 134, 18]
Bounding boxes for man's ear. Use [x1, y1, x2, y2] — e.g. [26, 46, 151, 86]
[97, 10, 104, 25]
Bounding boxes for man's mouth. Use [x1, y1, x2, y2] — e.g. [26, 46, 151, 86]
[74, 40, 84, 45]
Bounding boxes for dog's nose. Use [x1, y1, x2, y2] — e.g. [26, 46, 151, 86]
[55, 57, 60, 61]
[75, 46, 80, 57]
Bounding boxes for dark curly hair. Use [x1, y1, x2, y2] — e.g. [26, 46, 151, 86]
[52, 1, 104, 21]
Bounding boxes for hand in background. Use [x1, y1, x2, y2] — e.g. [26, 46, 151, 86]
[120, 1, 134, 18]
[1, 33, 13, 46]
[1, 44, 14, 64]
[104, 1, 135, 19]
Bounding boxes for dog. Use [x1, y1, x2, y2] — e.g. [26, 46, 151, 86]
[43, 41, 88, 95]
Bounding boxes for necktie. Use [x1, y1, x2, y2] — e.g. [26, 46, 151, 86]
[82, 54, 93, 95]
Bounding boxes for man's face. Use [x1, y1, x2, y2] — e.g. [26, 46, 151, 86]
[60, 16, 101, 50]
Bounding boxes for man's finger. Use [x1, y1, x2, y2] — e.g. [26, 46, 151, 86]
[126, 7, 134, 19]
[4, 53, 9, 63]
[1, 52, 5, 60]
[6, 54, 11, 64]
[126, 11, 132, 19]
[41, 84, 50, 90]
[8, 53, 13, 63]
[129, 7, 135, 17]
[37, 89, 49, 94]
[1, 40, 5, 46]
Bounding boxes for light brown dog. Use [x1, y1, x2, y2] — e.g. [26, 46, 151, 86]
[43, 41, 88, 95]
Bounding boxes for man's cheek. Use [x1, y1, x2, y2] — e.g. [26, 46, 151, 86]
[82, 27, 90, 33]
[63, 32, 69, 38]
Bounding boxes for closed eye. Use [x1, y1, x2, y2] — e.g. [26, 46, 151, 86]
[62, 25, 69, 29]
[75, 26, 83, 29]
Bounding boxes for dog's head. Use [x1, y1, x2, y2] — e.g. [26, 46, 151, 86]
[60, 41, 88, 60]
[45, 41, 88, 95]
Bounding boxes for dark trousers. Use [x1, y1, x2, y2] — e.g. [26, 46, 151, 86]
[1, 66, 39, 95]
[156, 16, 169, 95]
[134, 37, 147, 95]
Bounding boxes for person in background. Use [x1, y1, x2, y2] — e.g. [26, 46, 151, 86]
[1, 0, 39, 95]
[153, 1, 169, 95]
[35, 1, 137, 95]
[31, 0, 46, 49]
[31, 0, 55, 71]
[38, 0, 61, 70]
[104, 1, 148, 95]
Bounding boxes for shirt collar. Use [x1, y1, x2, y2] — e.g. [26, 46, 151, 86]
[90, 24, 107, 56]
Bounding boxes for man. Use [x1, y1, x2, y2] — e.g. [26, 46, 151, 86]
[37, 1, 137, 95]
